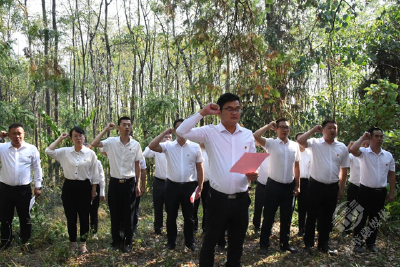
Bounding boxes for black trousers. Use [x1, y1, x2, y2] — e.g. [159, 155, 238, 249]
[89, 184, 101, 234]
[153, 177, 166, 232]
[344, 182, 359, 234]
[164, 179, 197, 247]
[0, 182, 32, 246]
[193, 181, 210, 231]
[260, 178, 295, 248]
[353, 184, 387, 247]
[61, 179, 92, 242]
[199, 187, 251, 267]
[304, 178, 338, 248]
[252, 181, 266, 229]
[108, 177, 136, 246]
[296, 178, 309, 234]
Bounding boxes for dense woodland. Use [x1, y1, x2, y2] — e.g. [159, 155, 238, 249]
[0, 0, 399, 265]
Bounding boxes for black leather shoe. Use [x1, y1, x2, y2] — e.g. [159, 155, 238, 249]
[367, 244, 378, 253]
[165, 243, 176, 250]
[353, 246, 364, 253]
[319, 246, 338, 256]
[123, 245, 131, 253]
[304, 246, 312, 255]
[185, 244, 196, 252]
[280, 245, 298, 253]
[216, 245, 225, 253]
[259, 247, 268, 255]
[154, 229, 162, 236]
[111, 243, 121, 251]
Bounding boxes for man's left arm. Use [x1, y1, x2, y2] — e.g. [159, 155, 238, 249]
[32, 148, 43, 197]
[135, 160, 141, 197]
[195, 162, 204, 200]
[387, 170, 396, 203]
[294, 161, 300, 196]
[338, 167, 348, 200]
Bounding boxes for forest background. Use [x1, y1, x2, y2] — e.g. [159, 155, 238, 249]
[0, 0, 399, 266]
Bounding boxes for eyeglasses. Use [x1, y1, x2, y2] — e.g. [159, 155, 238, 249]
[278, 126, 290, 130]
[222, 107, 242, 113]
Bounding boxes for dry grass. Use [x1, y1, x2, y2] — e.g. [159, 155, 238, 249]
[1, 188, 399, 266]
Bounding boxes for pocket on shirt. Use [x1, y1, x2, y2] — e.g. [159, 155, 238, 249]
[19, 153, 33, 164]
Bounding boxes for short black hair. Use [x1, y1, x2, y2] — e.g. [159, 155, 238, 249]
[69, 126, 85, 137]
[216, 93, 240, 109]
[173, 118, 184, 129]
[367, 126, 383, 136]
[276, 118, 288, 126]
[118, 116, 131, 126]
[322, 119, 336, 128]
[8, 123, 24, 131]
[295, 132, 304, 140]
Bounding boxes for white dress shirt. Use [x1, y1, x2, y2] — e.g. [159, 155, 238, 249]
[201, 149, 210, 182]
[160, 140, 203, 183]
[263, 137, 300, 184]
[139, 158, 147, 169]
[97, 160, 106, 196]
[0, 141, 43, 188]
[307, 137, 350, 184]
[299, 149, 311, 179]
[143, 146, 169, 179]
[257, 158, 269, 185]
[45, 146, 99, 184]
[358, 147, 395, 188]
[348, 154, 361, 186]
[176, 112, 257, 194]
[101, 137, 143, 179]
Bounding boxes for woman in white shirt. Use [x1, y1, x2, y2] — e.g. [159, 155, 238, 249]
[45, 127, 99, 254]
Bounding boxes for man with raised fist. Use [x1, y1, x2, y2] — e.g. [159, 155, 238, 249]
[297, 119, 349, 255]
[176, 93, 258, 267]
[91, 117, 143, 253]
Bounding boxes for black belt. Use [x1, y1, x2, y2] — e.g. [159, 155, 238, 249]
[300, 177, 309, 179]
[0, 182, 30, 188]
[257, 181, 266, 187]
[310, 177, 338, 186]
[166, 179, 197, 185]
[267, 177, 295, 187]
[154, 177, 166, 182]
[360, 184, 386, 192]
[110, 177, 134, 184]
[210, 187, 247, 200]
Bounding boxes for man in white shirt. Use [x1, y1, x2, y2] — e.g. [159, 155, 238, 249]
[350, 127, 396, 253]
[254, 119, 300, 254]
[176, 93, 258, 267]
[0, 124, 43, 251]
[91, 116, 143, 253]
[297, 119, 349, 255]
[295, 132, 311, 237]
[143, 133, 172, 235]
[149, 119, 203, 251]
[344, 140, 369, 235]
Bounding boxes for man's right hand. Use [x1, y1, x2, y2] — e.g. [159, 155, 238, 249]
[59, 133, 69, 140]
[361, 132, 371, 141]
[200, 103, 220, 116]
[268, 121, 277, 130]
[0, 131, 8, 138]
[105, 123, 116, 132]
[313, 125, 323, 133]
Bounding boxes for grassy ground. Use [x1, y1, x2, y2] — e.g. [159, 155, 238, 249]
[1, 186, 399, 266]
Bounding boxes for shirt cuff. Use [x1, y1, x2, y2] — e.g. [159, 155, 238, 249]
[35, 181, 42, 188]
